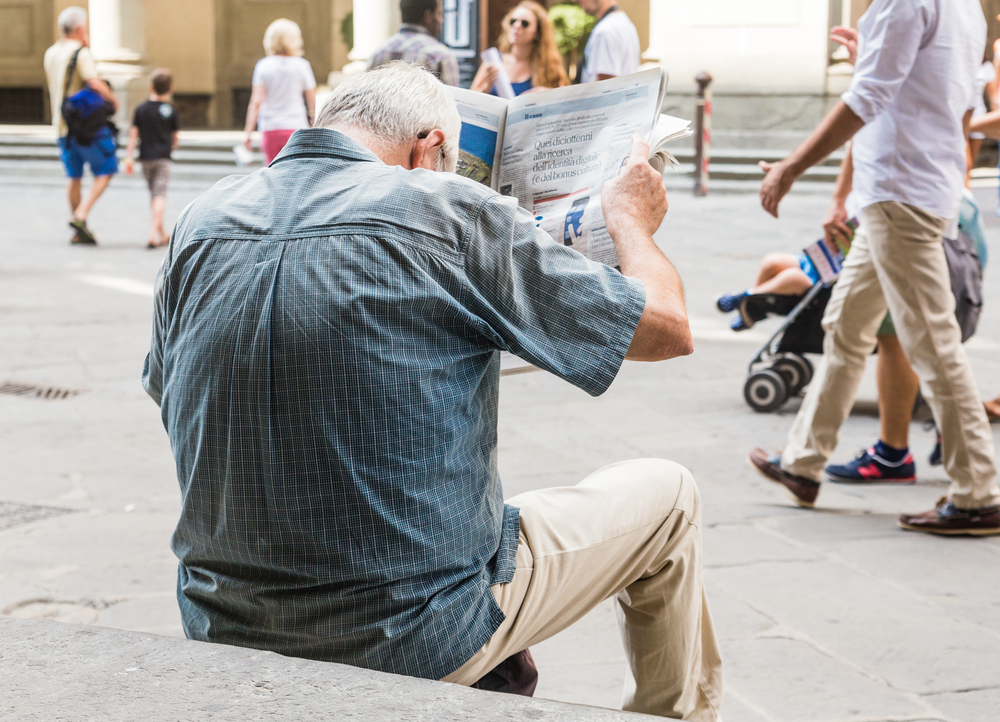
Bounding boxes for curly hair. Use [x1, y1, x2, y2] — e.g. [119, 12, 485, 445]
[498, 1, 569, 89]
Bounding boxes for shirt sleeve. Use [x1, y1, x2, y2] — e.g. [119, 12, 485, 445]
[75, 47, 98, 83]
[462, 195, 646, 396]
[142, 256, 169, 406]
[840, 0, 931, 123]
[584, 26, 620, 79]
[439, 52, 460, 87]
[300, 59, 317, 90]
[251, 59, 264, 86]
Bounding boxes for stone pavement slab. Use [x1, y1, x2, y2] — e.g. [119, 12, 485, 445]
[2, 168, 1000, 720]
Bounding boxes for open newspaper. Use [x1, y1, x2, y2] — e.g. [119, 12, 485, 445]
[450, 68, 691, 267]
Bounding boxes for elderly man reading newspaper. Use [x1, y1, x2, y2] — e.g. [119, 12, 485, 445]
[143, 63, 722, 720]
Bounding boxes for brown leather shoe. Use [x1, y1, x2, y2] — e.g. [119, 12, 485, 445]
[898, 497, 1000, 536]
[748, 447, 821, 508]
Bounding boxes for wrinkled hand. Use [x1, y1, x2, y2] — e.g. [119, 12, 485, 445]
[822, 197, 851, 245]
[759, 160, 796, 218]
[602, 134, 668, 238]
[830, 26, 858, 65]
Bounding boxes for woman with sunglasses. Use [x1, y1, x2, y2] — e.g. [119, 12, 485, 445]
[470, 1, 568, 96]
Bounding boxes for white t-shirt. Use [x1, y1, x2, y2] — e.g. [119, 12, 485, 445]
[841, 0, 985, 220]
[580, 11, 640, 83]
[970, 61, 996, 140]
[251, 55, 317, 133]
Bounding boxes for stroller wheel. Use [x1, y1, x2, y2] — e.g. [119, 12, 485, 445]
[744, 369, 788, 413]
[772, 355, 812, 395]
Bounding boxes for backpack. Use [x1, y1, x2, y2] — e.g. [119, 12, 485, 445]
[943, 227, 983, 344]
[60, 47, 116, 146]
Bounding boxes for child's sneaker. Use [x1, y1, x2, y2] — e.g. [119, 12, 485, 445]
[716, 291, 748, 314]
[730, 314, 748, 332]
[825, 447, 916, 484]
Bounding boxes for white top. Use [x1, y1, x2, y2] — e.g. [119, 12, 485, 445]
[580, 11, 640, 83]
[970, 60, 996, 140]
[841, 0, 985, 220]
[43, 39, 98, 136]
[251, 55, 317, 133]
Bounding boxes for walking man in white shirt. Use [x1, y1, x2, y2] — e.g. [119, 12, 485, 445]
[747, 0, 1000, 535]
[576, 0, 640, 83]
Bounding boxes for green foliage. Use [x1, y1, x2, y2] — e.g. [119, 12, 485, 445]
[340, 11, 354, 51]
[549, 4, 595, 56]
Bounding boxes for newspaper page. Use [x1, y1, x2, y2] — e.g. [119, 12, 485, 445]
[452, 90, 508, 189]
[497, 69, 666, 266]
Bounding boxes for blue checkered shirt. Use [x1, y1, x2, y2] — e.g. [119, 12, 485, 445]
[142, 128, 645, 679]
[368, 24, 460, 86]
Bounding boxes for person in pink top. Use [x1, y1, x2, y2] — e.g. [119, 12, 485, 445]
[243, 19, 317, 164]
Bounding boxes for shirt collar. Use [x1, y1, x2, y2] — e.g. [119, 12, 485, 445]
[269, 128, 383, 166]
[399, 24, 434, 37]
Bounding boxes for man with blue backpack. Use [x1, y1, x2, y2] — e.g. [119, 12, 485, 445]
[43, 6, 119, 245]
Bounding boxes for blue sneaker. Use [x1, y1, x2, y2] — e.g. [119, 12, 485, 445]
[826, 447, 917, 484]
[929, 434, 942, 466]
[730, 314, 748, 331]
[716, 291, 748, 313]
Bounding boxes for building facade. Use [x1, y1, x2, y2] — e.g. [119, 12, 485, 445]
[1, 0, 996, 130]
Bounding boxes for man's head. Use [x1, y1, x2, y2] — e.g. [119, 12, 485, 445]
[315, 62, 460, 173]
[401, 0, 443, 37]
[58, 6, 88, 43]
[151, 68, 173, 96]
[578, 0, 615, 17]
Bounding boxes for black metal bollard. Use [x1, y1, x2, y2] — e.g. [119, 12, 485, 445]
[693, 72, 713, 197]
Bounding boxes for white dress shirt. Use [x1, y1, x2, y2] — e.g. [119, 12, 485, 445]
[841, 0, 985, 220]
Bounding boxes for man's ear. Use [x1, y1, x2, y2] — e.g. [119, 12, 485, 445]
[410, 129, 447, 171]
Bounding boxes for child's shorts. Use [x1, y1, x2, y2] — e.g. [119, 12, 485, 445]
[141, 158, 171, 198]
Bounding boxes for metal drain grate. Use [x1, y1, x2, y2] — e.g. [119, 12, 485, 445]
[0, 501, 76, 531]
[0, 381, 81, 400]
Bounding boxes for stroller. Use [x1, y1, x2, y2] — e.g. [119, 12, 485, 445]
[742, 283, 832, 413]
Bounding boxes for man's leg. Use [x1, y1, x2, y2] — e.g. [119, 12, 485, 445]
[67, 178, 82, 215]
[779, 228, 889, 481]
[876, 333, 920, 450]
[73, 174, 112, 222]
[866, 202, 1000, 511]
[443, 459, 722, 721]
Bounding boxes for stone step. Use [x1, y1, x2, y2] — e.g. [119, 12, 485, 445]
[1, 617, 649, 721]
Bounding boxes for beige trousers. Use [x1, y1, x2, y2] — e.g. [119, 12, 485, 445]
[782, 201, 1000, 509]
[442, 458, 723, 721]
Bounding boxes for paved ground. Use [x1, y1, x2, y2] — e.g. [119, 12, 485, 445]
[1, 165, 999, 722]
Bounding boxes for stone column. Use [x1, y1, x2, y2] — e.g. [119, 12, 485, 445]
[88, 0, 147, 132]
[343, 0, 397, 74]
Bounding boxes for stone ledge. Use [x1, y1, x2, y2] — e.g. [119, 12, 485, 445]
[0, 618, 650, 721]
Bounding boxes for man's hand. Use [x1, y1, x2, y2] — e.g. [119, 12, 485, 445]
[602, 134, 668, 239]
[822, 196, 851, 245]
[830, 26, 858, 64]
[758, 160, 797, 218]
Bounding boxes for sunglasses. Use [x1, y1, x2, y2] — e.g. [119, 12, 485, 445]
[509, 17, 531, 28]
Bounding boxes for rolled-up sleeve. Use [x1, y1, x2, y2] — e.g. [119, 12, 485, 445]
[462, 195, 646, 396]
[841, 0, 930, 123]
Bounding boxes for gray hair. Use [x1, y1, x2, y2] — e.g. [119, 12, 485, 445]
[59, 6, 88, 36]
[263, 18, 304, 56]
[315, 63, 461, 173]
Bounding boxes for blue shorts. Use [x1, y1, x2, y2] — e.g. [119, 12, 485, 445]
[795, 252, 821, 284]
[58, 126, 119, 179]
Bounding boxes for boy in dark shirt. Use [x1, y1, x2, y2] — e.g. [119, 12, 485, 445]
[125, 68, 179, 248]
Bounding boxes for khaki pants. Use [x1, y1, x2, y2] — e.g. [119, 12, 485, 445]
[443, 459, 723, 721]
[782, 201, 1000, 509]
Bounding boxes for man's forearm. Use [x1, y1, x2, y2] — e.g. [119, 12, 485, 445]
[785, 101, 865, 177]
[833, 141, 853, 201]
[616, 230, 692, 361]
[87, 78, 118, 108]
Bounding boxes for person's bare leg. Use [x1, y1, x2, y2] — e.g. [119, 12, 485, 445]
[754, 253, 799, 287]
[67, 179, 82, 215]
[876, 334, 920, 449]
[73, 174, 112, 222]
[150, 196, 167, 245]
[751, 267, 814, 296]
